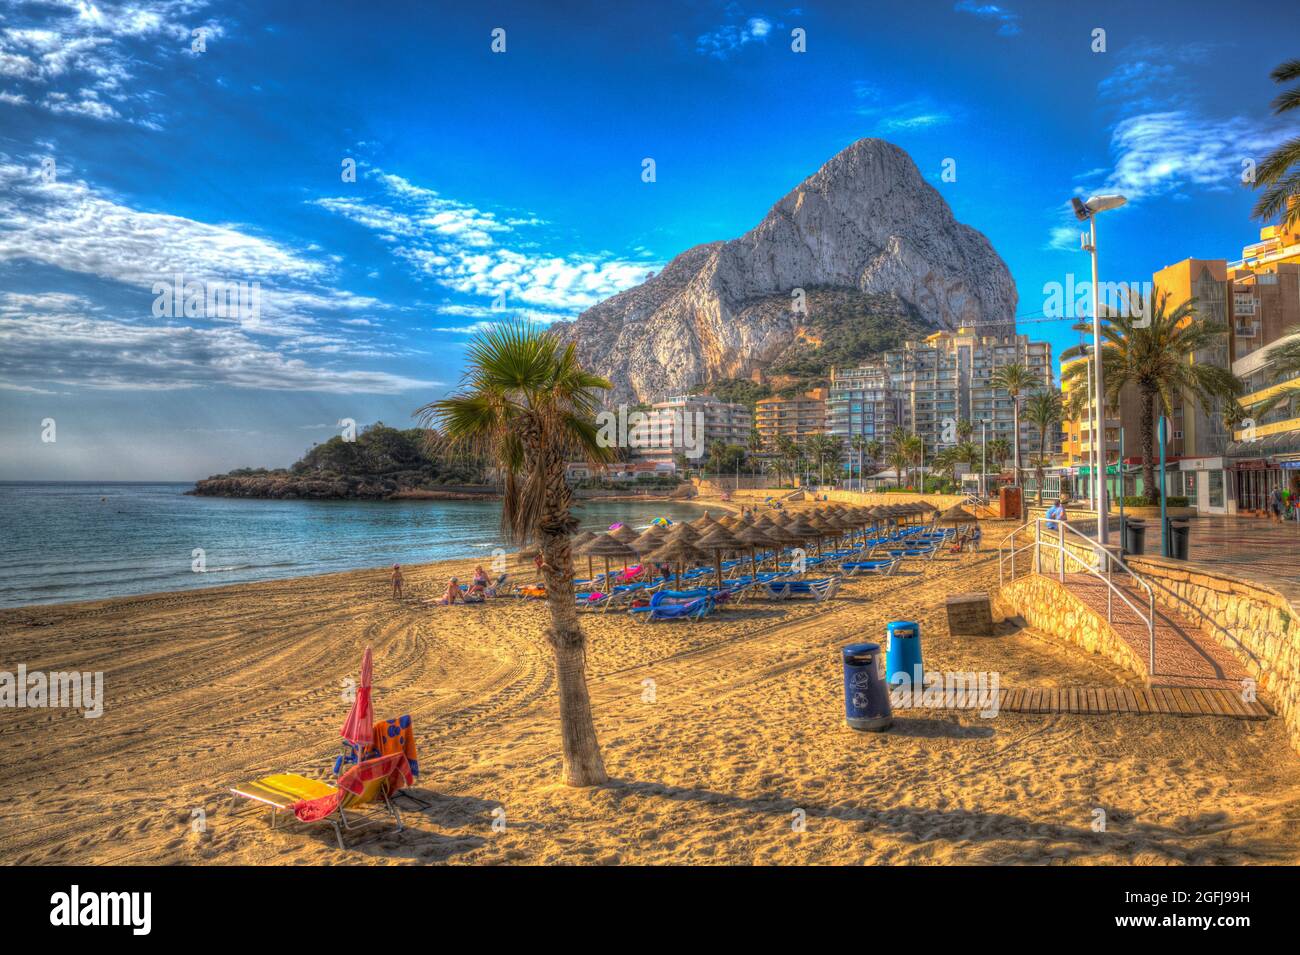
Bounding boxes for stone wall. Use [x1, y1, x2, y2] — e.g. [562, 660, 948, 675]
[1128, 556, 1300, 753]
[994, 574, 1148, 680]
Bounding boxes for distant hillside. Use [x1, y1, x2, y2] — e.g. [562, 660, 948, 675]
[190, 424, 490, 500]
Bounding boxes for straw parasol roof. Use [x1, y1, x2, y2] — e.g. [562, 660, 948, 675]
[733, 522, 777, 575]
[645, 536, 709, 571]
[780, 517, 819, 542]
[939, 505, 977, 524]
[571, 530, 597, 548]
[581, 533, 638, 559]
[691, 510, 722, 531]
[581, 532, 639, 583]
[663, 520, 702, 541]
[630, 524, 668, 555]
[609, 524, 641, 545]
[695, 525, 745, 589]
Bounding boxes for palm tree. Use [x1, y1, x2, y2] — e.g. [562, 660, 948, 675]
[416, 323, 612, 786]
[1061, 293, 1242, 505]
[956, 419, 974, 443]
[850, 435, 867, 489]
[1023, 390, 1064, 504]
[886, 446, 910, 487]
[902, 433, 923, 490]
[987, 437, 1011, 474]
[990, 363, 1036, 489]
[1251, 59, 1300, 229]
[864, 438, 884, 487]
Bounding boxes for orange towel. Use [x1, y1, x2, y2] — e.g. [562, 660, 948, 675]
[373, 714, 419, 778]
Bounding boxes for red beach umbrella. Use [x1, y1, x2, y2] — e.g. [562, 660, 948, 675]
[341, 646, 374, 753]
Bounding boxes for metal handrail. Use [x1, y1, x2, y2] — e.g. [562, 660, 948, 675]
[999, 518, 1158, 675]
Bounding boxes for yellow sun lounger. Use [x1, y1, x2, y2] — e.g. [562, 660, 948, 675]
[231, 753, 411, 849]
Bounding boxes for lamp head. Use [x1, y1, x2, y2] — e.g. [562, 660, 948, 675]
[1083, 194, 1128, 214]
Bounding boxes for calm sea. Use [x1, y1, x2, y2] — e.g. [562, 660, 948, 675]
[0, 483, 706, 609]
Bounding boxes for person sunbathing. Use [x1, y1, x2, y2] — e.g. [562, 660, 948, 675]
[472, 564, 491, 589]
[465, 580, 487, 603]
[438, 577, 465, 605]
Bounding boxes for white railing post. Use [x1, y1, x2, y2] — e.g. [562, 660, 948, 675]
[1035, 519, 1042, 574]
[1058, 521, 1065, 582]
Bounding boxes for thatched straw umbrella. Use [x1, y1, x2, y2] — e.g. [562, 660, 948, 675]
[801, 513, 836, 553]
[646, 537, 709, 586]
[664, 519, 702, 541]
[733, 523, 776, 579]
[630, 525, 668, 568]
[695, 525, 745, 590]
[581, 534, 638, 588]
[609, 524, 641, 545]
[691, 511, 722, 532]
[939, 504, 978, 529]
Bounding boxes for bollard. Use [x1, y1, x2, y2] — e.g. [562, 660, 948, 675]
[884, 620, 923, 690]
[842, 643, 892, 731]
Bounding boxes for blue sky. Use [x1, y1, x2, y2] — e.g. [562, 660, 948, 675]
[2, 0, 1296, 479]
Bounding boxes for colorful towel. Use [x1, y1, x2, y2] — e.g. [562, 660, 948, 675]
[372, 714, 419, 778]
[292, 753, 412, 822]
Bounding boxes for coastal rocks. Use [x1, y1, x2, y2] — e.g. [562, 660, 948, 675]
[555, 138, 1018, 402]
[188, 474, 497, 501]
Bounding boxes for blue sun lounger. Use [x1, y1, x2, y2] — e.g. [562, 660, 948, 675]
[629, 590, 716, 623]
[763, 577, 841, 601]
[840, 556, 901, 577]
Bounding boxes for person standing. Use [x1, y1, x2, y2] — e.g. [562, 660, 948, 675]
[391, 563, 404, 598]
[1045, 497, 1067, 532]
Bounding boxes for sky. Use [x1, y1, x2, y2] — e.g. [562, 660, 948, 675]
[1, 0, 1297, 480]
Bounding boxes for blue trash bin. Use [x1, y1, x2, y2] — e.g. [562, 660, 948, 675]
[842, 642, 893, 731]
[884, 620, 923, 696]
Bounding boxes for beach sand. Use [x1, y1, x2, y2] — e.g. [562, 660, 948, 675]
[3, 517, 1299, 865]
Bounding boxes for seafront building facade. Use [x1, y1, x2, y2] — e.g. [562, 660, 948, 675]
[883, 330, 1054, 459]
[627, 393, 753, 466]
[754, 388, 827, 449]
[1226, 215, 1300, 510]
[827, 329, 1056, 480]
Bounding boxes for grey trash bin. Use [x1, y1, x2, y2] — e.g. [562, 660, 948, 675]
[1168, 520, 1190, 560]
[1123, 518, 1146, 556]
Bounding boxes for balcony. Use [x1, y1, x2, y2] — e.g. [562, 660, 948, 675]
[1234, 322, 1259, 338]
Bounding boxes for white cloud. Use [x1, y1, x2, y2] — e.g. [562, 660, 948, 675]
[696, 15, 775, 59]
[0, 0, 224, 126]
[0, 292, 432, 394]
[953, 1, 1021, 37]
[0, 157, 379, 335]
[316, 169, 657, 316]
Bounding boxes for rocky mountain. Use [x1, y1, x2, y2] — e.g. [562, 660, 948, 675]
[555, 138, 1018, 403]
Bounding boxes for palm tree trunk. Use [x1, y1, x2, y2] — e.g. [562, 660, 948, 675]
[537, 454, 608, 787]
[1037, 428, 1047, 505]
[1012, 400, 1021, 488]
[1140, 387, 1158, 506]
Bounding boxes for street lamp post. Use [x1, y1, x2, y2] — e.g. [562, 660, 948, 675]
[1071, 193, 1128, 547]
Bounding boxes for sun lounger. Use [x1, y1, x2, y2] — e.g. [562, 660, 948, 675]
[231, 753, 411, 849]
[763, 577, 841, 601]
[630, 590, 715, 623]
[840, 557, 901, 576]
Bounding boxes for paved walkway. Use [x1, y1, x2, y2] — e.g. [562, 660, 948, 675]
[1063, 575, 1250, 691]
[1180, 515, 1300, 605]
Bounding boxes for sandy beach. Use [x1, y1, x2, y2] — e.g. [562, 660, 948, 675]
[2, 514, 1299, 866]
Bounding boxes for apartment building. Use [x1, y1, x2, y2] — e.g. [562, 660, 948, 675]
[754, 388, 827, 449]
[882, 329, 1055, 460]
[827, 366, 900, 449]
[1226, 214, 1300, 510]
[629, 393, 753, 466]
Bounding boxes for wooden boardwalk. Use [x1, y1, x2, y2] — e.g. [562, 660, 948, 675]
[893, 686, 1270, 719]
